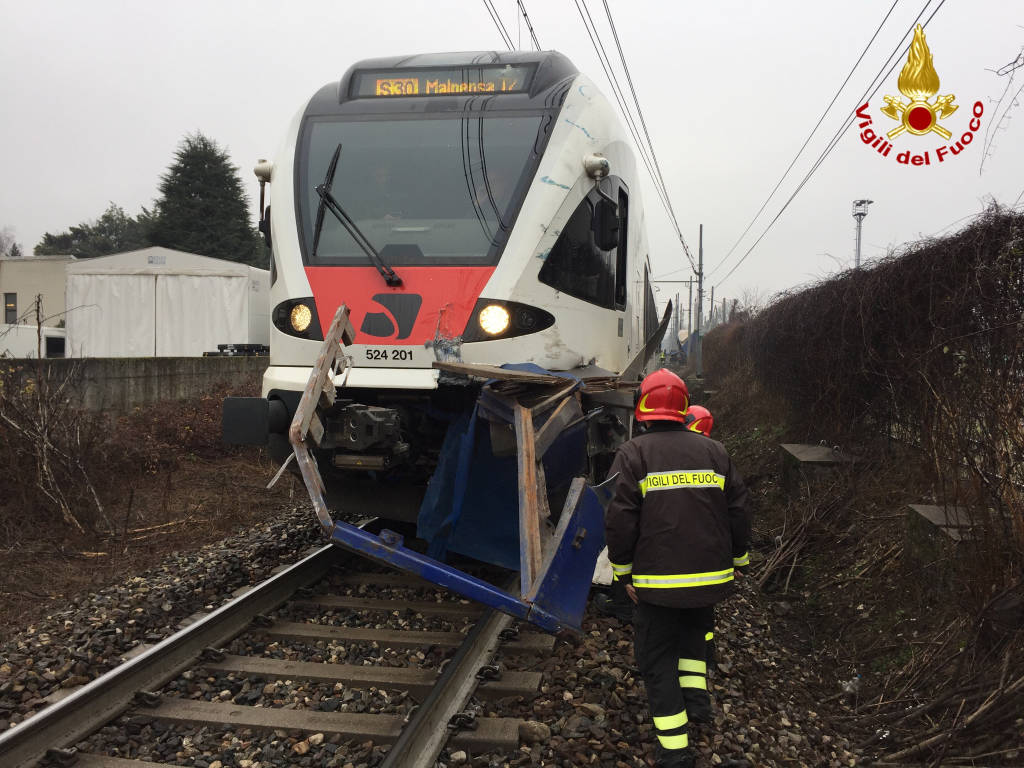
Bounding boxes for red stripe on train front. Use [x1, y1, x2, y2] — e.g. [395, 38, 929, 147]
[304, 266, 495, 345]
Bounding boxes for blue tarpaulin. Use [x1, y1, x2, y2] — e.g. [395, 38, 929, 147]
[416, 365, 587, 569]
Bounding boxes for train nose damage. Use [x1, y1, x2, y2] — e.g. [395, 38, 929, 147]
[287, 305, 613, 634]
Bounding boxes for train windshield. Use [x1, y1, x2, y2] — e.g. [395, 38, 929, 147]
[298, 115, 544, 266]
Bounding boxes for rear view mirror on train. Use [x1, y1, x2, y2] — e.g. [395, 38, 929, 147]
[593, 197, 620, 251]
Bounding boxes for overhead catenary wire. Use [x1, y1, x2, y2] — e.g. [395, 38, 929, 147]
[481, 0, 515, 51]
[714, 0, 948, 288]
[517, 0, 542, 51]
[600, 0, 672, 227]
[715, 0, 947, 287]
[571, 0, 673, 214]
[706, 0, 902, 279]
[573, 0, 697, 272]
[600, 0, 694, 269]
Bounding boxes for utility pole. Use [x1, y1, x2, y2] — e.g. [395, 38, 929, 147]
[708, 286, 715, 329]
[695, 224, 704, 379]
[686, 278, 693, 341]
[852, 199, 873, 268]
[674, 292, 680, 352]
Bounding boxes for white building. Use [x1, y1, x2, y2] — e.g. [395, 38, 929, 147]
[0, 253, 76, 327]
[65, 247, 269, 357]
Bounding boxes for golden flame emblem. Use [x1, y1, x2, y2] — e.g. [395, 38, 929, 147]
[880, 25, 958, 140]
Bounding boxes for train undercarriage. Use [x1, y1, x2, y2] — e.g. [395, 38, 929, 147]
[225, 304, 666, 633]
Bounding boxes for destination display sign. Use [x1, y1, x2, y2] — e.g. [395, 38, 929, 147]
[352, 65, 535, 98]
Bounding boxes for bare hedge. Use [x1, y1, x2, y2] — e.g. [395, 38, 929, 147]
[705, 206, 1023, 564]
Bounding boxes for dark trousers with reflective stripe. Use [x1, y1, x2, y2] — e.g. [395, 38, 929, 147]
[634, 601, 714, 754]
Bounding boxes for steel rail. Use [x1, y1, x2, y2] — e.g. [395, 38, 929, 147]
[380, 606, 514, 768]
[0, 544, 341, 768]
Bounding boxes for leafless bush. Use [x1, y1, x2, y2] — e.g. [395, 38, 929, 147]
[0, 356, 255, 549]
[704, 206, 1024, 762]
[708, 206, 1023, 573]
[0, 359, 112, 537]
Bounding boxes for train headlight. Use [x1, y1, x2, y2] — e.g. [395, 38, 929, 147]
[478, 305, 510, 335]
[462, 299, 555, 342]
[290, 303, 313, 333]
[272, 298, 323, 340]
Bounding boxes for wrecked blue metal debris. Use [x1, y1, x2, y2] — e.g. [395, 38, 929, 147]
[287, 309, 612, 634]
[328, 474, 610, 633]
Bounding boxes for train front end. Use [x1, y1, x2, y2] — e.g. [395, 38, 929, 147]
[225, 51, 652, 632]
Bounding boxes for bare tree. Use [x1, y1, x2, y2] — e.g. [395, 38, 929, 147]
[0, 226, 20, 257]
[737, 287, 768, 319]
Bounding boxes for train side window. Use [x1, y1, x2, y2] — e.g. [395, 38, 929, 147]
[614, 188, 628, 310]
[4, 293, 16, 324]
[538, 193, 615, 308]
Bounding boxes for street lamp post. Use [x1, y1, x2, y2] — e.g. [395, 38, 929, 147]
[852, 199, 873, 269]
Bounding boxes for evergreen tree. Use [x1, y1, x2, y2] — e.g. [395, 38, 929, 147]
[34, 203, 148, 258]
[148, 133, 266, 267]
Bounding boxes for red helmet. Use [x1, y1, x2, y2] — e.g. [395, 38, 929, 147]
[635, 368, 690, 424]
[685, 405, 714, 436]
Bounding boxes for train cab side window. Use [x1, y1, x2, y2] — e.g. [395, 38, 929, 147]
[614, 188, 628, 310]
[538, 190, 617, 308]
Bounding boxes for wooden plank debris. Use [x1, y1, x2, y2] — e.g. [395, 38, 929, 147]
[514, 403, 544, 597]
[433, 361, 564, 384]
[287, 304, 355, 530]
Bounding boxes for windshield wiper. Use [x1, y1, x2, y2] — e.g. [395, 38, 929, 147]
[311, 143, 402, 287]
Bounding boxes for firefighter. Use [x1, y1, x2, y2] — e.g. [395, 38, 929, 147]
[685, 405, 713, 437]
[605, 370, 749, 768]
[595, 404, 717, 625]
[682, 402, 720, 719]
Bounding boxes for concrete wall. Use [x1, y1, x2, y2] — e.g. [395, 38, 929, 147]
[20, 356, 270, 412]
[0, 255, 74, 325]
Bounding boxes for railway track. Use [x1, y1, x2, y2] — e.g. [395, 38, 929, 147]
[0, 533, 549, 768]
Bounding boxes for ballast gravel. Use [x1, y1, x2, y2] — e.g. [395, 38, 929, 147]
[1, 501, 861, 767]
[0, 503, 324, 729]
[452, 579, 862, 768]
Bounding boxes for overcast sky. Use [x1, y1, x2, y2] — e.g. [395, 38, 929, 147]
[2, 0, 1022, 311]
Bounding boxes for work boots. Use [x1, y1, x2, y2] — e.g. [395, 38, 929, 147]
[656, 747, 696, 768]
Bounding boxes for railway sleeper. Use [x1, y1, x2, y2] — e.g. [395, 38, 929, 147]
[122, 697, 523, 752]
[199, 653, 541, 701]
[258, 620, 554, 653]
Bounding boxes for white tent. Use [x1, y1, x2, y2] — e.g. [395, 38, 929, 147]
[65, 247, 269, 358]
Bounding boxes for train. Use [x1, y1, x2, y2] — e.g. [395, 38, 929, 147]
[224, 50, 668, 631]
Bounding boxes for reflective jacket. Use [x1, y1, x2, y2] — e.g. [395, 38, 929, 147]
[605, 422, 750, 609]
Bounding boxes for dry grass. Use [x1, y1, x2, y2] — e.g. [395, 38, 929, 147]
[0, 366, 304, 637]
